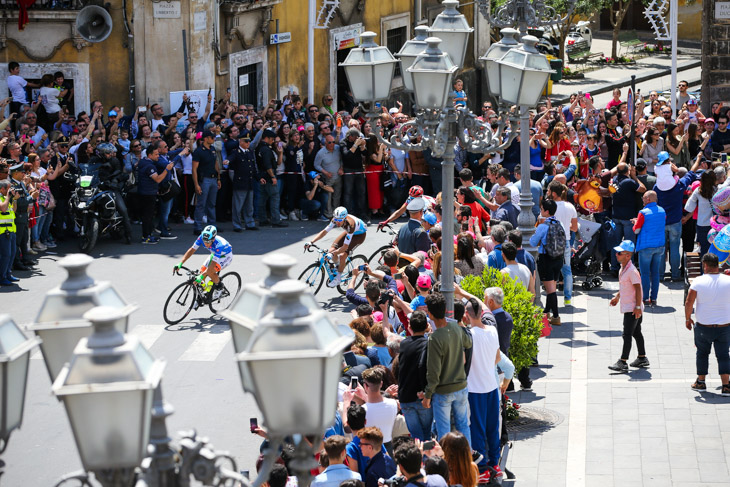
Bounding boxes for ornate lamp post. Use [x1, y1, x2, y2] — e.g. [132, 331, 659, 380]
[395, 25, 430, 93]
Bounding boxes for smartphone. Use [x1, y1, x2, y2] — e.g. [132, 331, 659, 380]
[138, 106, 146, 113]
[394, 273, 403, 280]
[350, 377, 358, 389]
[723, 153, 728, 165]
[249, 417, 258, 433]
[375, 102, 381, 109]
[358, 264, 367, 271]
[208, 87, 212, 96]
[343, 351, 358, 367]
[423, 440, 435, 451]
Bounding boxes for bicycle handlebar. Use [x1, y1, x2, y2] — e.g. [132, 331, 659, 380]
[173, 265, 195, 276]
[377, 222, 396, 234]
[304, 243, 322, 253]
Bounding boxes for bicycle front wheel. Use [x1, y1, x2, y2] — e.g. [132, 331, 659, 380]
[368, 245, 392, 266]
[338, 254, 368, 295]
[298, 263, 324, 295]
[209, 272, 242, 314]
[163, 281, 197, 325]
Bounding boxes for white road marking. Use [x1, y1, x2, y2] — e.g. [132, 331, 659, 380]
[130, 324, 166, 350]
[178, 324, 231, 361]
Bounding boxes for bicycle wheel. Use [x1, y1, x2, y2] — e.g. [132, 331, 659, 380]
[163, 281, 197, 325]
[337, 254, 368, 295]
[298, 263, 324, 295]
[209, 272, 242, 314]
[368, 245, 392, 266]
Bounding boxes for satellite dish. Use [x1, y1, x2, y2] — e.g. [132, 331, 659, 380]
[76, 5, 113, 43]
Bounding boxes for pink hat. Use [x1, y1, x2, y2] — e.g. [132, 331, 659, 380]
[417, 275, 432, 289]
[372, 311, 384, 322]
[705, 118, 716, 125]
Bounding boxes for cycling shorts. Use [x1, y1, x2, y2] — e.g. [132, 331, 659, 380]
[200, 253, 232, 273]
[333, 232, 366, 253]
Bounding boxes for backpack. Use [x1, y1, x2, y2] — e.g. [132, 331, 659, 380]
[544, 218, 566, 258]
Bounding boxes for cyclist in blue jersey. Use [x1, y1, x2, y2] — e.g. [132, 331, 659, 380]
[304, 206, 367, 287]
[175, 225, 232, 299]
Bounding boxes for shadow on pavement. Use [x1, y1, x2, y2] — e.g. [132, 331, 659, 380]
[693, 392, 730, 404]
[164, 316, 223, 333]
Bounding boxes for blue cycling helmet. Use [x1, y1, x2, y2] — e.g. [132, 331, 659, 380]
[201, 225, 217, 242]
[308, 171, 320, 179]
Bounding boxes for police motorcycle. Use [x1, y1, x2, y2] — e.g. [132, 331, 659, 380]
[68, 144, 127, 253]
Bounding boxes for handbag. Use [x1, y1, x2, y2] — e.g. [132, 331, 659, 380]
[159, 169, 181, 202]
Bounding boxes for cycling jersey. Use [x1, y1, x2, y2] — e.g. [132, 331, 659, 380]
[325, 215, 366, 245]
[193, 235, 232, 258]
[406, 195, 436, 210]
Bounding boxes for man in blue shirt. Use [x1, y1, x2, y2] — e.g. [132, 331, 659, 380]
[492, 187, 519, 228]
[359, 427, 396, 487]
[346, 404, 388, 479]
[311, 436, 361, 487]
[486, 225, 507, 270]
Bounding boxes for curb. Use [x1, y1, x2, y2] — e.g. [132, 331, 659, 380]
[549, 59, 702, 104]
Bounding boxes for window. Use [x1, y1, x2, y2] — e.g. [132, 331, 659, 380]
[386, 26, 407, 77]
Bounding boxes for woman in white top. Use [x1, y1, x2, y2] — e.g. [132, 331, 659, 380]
[39, 74, 62, 124]
[684, 170, 716, 256]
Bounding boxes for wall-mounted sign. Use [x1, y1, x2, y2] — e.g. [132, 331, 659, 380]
[153, 1, 180, 18]
[333, 25, 363, 50]
[239, 74, 249, 86]
[194, 11, 207, 31]
[717, 2, 730, 19]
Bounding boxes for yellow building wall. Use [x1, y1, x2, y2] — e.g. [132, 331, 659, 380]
[678, 0, 702, 40]
[1, 0, 131, 112]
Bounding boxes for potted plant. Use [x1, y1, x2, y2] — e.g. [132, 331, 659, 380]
[461, 267, 544, 374]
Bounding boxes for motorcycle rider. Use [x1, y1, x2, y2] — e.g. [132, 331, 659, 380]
[95, 142, 133, 244]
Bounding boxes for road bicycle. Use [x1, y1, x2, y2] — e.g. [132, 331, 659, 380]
[297, 243, 367, 296]
[163, 265, 242, 325]
[369, 223, 398, 266]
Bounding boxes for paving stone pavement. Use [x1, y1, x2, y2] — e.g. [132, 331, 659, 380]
[503, 276, 730, 487]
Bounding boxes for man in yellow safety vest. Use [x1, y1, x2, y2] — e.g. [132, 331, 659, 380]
[0, 177, 19, 286]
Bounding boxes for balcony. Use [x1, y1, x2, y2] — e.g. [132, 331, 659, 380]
[220, 0, 282, 15]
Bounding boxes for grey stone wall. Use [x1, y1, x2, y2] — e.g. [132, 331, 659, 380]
[702, 2, 730, 111]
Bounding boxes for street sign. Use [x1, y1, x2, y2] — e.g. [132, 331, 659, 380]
[270, 32, 292, 45]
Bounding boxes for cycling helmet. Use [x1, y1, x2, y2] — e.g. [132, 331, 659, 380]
[201, 225, 217, 242]
[96, 142, 116, 156]
[409, 185, 424, 198]
[332, 207, 348, 222]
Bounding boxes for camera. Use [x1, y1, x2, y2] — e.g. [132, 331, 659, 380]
[378, 290, 394, 306]
[380, 476, 407, 487]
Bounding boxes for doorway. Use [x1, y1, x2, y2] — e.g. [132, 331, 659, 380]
[336, 48, 355, 113]
[237, 64, 258, 108]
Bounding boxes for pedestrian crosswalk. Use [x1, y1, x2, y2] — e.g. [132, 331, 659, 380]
[30, 322, 235, 363]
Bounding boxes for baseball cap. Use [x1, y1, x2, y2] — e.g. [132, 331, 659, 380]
[308, 171, 320, 179]
[416, 275, 432, 289]
[423, 211, 437, 226]
[389, 107, 399, 115]
[656, 151, 670, 166]
[687, 99, 698, 105]
[406, 197, 426, 212]
[613, 240, 635, 253]
[635, 158, 647, 170]
[108, 110, 117, 117]
[705, 118, 716, 125]
[262, 129, 277, 139]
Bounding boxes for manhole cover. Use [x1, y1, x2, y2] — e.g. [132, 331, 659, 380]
[506, 406, 564, 433]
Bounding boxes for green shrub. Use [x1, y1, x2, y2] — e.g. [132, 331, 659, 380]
[461, 266, 543, 373]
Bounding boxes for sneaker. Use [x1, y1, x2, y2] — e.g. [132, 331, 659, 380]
[326, 273, 341, 288]
[154, 228, 161, 234]
[184, 217, 195, 225]
[160, 233, 177, 240]
[520, 381, 533, 391]
[549, 316, 561, 326]
[477, 471, 490, 484]
[317, 215, 329, 222]
[32, 242, 47, 251]
[471, 450, 484, 465]
[26, 247, 38, 255]
[690, 380, 706, 391]
[721, 384, 730, 397]
[608, 359, 628, 372]
[272, 221, 289, 227]
[289, 211, 300, 221]
[212, 286, 223, 300]
[141, 236, 159, 245]
[564, 299, 572, 306]
[629, 357, 650, 368]
[280, 211, 289, 220]
[44, 240, 57, 248]
[490, 466, 504, 479]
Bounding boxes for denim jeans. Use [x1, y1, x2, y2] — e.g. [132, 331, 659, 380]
[638, 246, 663, 301]
[400, 400, 433, 442]
[39, 207, 53, 243]
[157, 197, 174, 232]
[694, 325, 730, 376]
[432, 387, 471, 445]
[468, 390, 501, 469]
[611, 219, 636, 271]
[257, 181, 281, 224]
[665, 221, 682, 279]
[194, 177, 218, 232]
[31, 206, 47, 242]
[232, 189, 256, 229]
[343, 172, 367, 218]
[562, 243, 573, 301]
[0, 232, 16, 280]
[300, 195, 327, 220]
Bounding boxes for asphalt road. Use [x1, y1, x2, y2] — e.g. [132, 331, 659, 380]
[1, 217, 396, 485]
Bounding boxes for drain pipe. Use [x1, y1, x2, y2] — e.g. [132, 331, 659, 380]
[122, 0, 135, 108]
[214, 0, 229, 76]
[308, 0, 315, 104]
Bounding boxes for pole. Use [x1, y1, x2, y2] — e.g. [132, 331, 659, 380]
[440, 104, 457, 318]
[517, 105, 537, 256]
[276, 19, 281, 101]
[308, 0, 315, 104]
[630, 75, 636, 165]
[670, 0, 678, 116]
[182, 29, 190, 91]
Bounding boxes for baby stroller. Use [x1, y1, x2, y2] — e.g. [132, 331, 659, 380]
[571, 217, 606, 290]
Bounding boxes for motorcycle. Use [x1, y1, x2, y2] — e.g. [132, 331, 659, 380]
[68, 162, 125, 253]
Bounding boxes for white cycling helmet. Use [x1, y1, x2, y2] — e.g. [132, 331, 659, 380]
[332, 207, 348, 222]
[201, 225, 217, 242]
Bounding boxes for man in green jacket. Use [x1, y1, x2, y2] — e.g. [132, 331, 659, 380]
[422, 292, 473, 444]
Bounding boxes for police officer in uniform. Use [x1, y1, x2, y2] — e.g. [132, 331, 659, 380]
[228, 135, 259, 231]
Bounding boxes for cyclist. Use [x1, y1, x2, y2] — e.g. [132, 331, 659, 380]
[304, 206, 366, 287]
[174, 225, 232, 299]
[378, 185, 436, 230]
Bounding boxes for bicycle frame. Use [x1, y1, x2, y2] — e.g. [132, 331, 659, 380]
[305, 245, 356, 285]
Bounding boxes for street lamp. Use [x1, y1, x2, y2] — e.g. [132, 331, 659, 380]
[395, 25, 429, 93]
[407, 38, 457, 110]
[0, 315, 40, 453]
[481, 28, 520, 99]
[236, 280, 352, 436]
[428, 0, 473, 68]
[52, 306, 164, 477]
[494, 36, 553, 108]
[340, 31, 398, 103]
[27, 254, 130, 383]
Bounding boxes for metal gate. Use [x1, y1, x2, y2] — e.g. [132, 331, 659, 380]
[237, 64, 258, 108]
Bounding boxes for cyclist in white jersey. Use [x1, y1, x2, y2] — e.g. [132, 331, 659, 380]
[174, 225, 232, 299]
[305, 206, 367, 287]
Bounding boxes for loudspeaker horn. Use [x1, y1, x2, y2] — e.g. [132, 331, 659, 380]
[76, 5, 113, 43]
